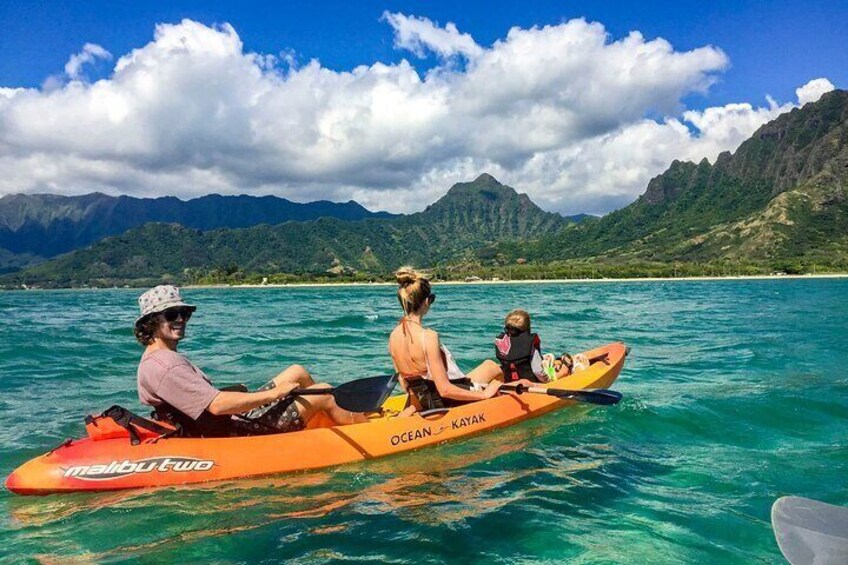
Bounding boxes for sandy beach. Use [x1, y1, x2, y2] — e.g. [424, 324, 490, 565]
[211, 272, 848, 290]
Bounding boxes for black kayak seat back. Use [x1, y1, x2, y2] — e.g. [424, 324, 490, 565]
[403, 376, 471, 411]
[402, 375, 446, 411]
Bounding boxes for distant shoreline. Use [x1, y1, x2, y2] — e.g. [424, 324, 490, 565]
[200, 272, 848, 290]
[9, 272, 847, 292]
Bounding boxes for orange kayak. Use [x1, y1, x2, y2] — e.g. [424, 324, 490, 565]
[5, 342, 626, 495]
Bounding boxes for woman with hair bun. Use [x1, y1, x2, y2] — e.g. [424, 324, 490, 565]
[388, 266, 503, 414]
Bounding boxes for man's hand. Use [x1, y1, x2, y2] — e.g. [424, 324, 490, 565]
[271, 381, 299, 401]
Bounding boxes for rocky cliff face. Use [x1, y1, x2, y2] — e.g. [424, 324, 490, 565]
[407, 173, 568, 254]
[540, 89, 848, 263]
[641, 91, 848, 208]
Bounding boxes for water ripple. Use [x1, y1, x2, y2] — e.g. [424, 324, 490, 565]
[1, 279, 847, 563]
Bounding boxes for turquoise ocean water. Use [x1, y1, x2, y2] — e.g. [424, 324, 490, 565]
[1, 279, 846, 563]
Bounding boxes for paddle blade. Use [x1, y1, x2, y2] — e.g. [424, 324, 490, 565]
[772, 496, 848, 565]
[332, 374, 398, 412]
[545, 388, 622, 405]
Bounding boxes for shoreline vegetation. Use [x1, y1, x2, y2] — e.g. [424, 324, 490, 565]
[6, 257, 848, 290]
[9, 264, 848, 290]
[221, 272, 848, 290]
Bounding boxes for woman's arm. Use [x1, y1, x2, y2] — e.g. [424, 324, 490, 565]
[207, 381, 298, 416]
[423, 331, 501, 401]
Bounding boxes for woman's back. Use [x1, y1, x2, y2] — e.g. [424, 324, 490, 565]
[388, 321, 433, 377]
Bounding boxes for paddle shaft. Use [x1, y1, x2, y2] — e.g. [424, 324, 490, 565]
[500, 383, 622, 405]
[291, 387, 339, 396]
[455, 380, 622, 406]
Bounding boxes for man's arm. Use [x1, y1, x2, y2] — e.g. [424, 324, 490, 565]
[207, 381, 299, 416]
[154, 358, 299, 419]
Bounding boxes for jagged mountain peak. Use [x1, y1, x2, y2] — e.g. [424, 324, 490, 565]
[536, 88, 848, 264]
[641, 89, 848, 208]
[447, 172, 511, 192]
[431, 174, 532, 208]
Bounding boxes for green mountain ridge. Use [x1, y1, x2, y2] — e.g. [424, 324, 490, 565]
[398, 173, 566, 259]
[0, 192, 394, 270]
[6, 175, 570, 287]
[529, 89, 848, 265]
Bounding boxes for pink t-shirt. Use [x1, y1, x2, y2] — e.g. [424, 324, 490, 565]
[137, 349, 220, 420]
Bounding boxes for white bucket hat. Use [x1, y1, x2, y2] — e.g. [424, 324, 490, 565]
[136, 285, 196, 325]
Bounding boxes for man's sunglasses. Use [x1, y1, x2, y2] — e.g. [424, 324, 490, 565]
[427, 293, 436, 305]
[160, 307, 193, 322]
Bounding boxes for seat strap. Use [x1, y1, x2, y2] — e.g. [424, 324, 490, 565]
[99, 405, 177, 445]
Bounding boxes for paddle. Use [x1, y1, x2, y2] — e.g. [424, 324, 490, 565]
[290, 373, 399, 412]
[501, 383, 622, 405]
[772, 496, 848, 565]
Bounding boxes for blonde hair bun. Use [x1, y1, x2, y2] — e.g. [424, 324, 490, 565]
[394, 266, 431, 314]
[395, 266, 420, 288]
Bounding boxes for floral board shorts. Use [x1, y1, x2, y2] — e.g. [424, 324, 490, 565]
[239, 380, 306, 435]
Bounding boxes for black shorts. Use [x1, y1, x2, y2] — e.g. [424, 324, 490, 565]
[238, 380, 306, 435]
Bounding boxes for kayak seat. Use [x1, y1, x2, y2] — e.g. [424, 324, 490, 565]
[149, 384, 247, 440]
[152, 403, 243, 438]
[85, 405, 177, 445]
[402, 375, 447, 411]
[403, 376, 472, 412]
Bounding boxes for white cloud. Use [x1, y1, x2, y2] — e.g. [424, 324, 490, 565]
[796, 78, 835, 105]
[0, 17, 837, 215]
[64, 43, 113, 80]
[0, 87, 24, 99]
[382, 12, 483, 60]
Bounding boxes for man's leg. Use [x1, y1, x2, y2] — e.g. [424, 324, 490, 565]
[271, 364, 314, 389]
[242, 365, 314, 431]
[255, 365, 367, 429]
[290, 383, 368, 425]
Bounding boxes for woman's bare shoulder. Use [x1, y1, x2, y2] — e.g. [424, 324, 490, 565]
[420, 328, 440, 345]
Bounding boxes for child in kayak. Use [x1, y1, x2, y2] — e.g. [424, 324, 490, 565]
[388, 267, 502, 414]
[135, 285, 367, 437]
[494, 309, 573, 385]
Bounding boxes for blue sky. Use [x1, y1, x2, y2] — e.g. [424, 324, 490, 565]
[3, 0, 845, 107]
[0, 1, 845, 214]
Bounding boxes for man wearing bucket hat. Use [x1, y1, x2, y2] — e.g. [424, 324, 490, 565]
[134, 285, 367, 437]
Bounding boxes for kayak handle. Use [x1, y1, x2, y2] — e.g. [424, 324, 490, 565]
[419, 408, 451, 418]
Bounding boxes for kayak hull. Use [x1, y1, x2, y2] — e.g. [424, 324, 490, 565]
[6, 342, 626, 495]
